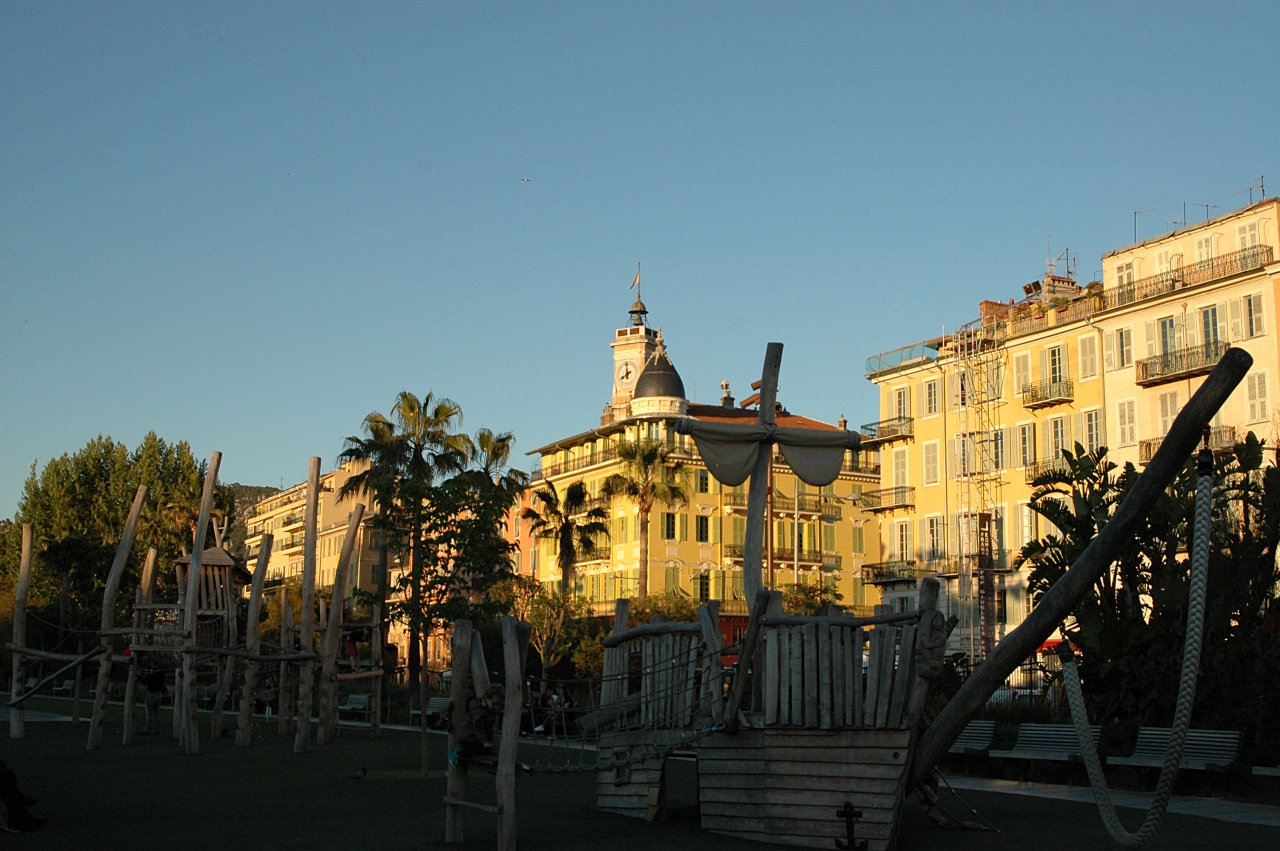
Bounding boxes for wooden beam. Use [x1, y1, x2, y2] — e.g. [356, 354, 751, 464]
[9, 524, 33, 738]
[602, 621, 703, 648]
[318, 504, 365, 745]
[7, 646, 108, 707]
[182, 451, 220, 754]
[235, 534, 273, 746]
[445, 619, 474, 843]
[497, 617, 522, 851]
[724, 588, 772, 730]
[742, 343, 783, 600]
[293, 456, 320, 754]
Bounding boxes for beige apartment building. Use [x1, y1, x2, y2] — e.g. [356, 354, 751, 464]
[861, 197, 1278, 663]
[517, 294, 882, 637]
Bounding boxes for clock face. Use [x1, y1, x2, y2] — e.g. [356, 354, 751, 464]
[616, 359, 639, 387]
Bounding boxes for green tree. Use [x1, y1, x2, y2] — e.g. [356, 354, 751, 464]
[602, 438, 687, 599]
[781, 580, 844, 615]
[522, 480, 609, 598]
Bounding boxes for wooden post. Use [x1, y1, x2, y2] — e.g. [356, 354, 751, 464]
[210, 562, 240, 739]
[236, 534, 273, 745]
[696, 604, 722, 720]
[724, 588, 772, 729]
[71, 637, 84, 724]
[182, 451, 221, 755]
[444, 620, 474, 842]
[742, 343, 783, 600]
[9, 524, 33, 739]
[496, 617, 522, 851]
[370, 601, 383, 739]
[318, 505, 365, 745]
[277, 587, 294, 733]
[122, 548, 159, 746]
[294, 457, 321, 754]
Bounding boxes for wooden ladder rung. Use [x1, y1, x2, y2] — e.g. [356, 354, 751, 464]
[443, 796, 502, 814]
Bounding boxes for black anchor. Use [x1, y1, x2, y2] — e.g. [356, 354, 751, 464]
[834, 801, 868, 851]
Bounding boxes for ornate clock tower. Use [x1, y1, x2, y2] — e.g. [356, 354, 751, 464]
[602, 293, 661, 425]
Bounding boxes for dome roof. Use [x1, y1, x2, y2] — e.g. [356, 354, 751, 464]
[633, 351, 686, 400]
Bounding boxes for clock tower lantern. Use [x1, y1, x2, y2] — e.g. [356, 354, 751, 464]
[602, 293, 661, 425]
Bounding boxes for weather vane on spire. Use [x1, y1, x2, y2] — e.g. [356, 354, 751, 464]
[630, 262, 641, 293]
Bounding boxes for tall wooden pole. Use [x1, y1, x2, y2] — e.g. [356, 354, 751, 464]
[277, 587, 294, 733]
[294, 457, 321, 753]
[318, 504, 364, 744]
[235, 534, 273, 745]
[444, 620, 474, 841]
[9, 524, 33, 739]
[121, 548, 157, 746]
[496, 616, 526, 851]
[183, 451, 221, 755]
[88, 485, 148, 749]
[742, 343, 782, 601]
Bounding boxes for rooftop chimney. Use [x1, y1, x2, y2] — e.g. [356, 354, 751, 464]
[720, 380, 735, 408]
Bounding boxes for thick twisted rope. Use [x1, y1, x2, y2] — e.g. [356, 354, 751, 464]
[1060, 446, 1213, 847]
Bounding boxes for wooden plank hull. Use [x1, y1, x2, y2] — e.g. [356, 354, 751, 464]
[698, 727, 913, 851]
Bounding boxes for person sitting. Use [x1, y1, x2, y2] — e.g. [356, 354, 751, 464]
[0, 760, 45, 833]
[448, 684, 504, 768]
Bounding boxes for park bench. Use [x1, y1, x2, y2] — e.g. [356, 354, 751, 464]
[989, 723, 1101, 762]
[1253, 765, 1280, 777]
[410, 697, 453, 729]
[51, 679, 74, 697]
[1109, 728, 1242, 771]
[948, 720, 995, 755]
[337, 694, 370, 722]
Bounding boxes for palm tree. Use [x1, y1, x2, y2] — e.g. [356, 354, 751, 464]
[522, 480, 609, 598]
[463, 428, 528, 495]
[602, 437, 688, 599]
[337, 391, 468, 690]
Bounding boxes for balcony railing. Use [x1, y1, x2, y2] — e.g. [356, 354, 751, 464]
[1104, 244, 1274, 311]
[860, 486, 914, 511]
[859, 416, 913, 444]
[1136, 340, 1229, 386]
[538, 445, 620, 479]
[723, 492, 843, 518]
[723, 544, 839, 566]
[1021, 378, 1074, 409]
[931, 550, 1016, 576]
[842, 450, 881, 475]
[862, 561, 919, 584]
[1024, 456, 1072, 483]
[1139, 425, 1238, 465]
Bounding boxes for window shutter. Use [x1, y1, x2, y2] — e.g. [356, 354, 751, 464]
[948, 516, 959, 561]
[1039, 349, 1048, 384]
[945, 438, 954, 478]
[1173, 315, 1185, 349]
[1184, 314, 1197, 347]
[1145, 321, 1157, 356]
[1040, 422, 1050, 463]
[1259, 374, 1269, 422]
[712, 515, 721, 544]
[1010, 425, 1021, 466]
[916, 382, 925, 417]
[678, 513, 688, 542]
[1072, 414, 1083, 453]
[1097, 407, 1107, 450]
[1230, 299, 1243, 340]
[1252, 293, 1265, 336]
[1217, 303, 1228, 345]
[904, 522, 913, 562]
[1104, 331, 1115, 371]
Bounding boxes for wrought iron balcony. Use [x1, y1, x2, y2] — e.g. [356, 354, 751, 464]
[1104, 244, 1274, 310]
[858, 416, 913, 446]
[1024, 456, 1072, 484]
[538, 445, 620, 479]
[931, 551, 1016, 576]
[1021, 378, 1074, 409]
[860, 486, 914, 511]
[1138, 425, 1238, 465]
[842, 450, 881, 475]
[862, 561, 919, 584]
[1136, 340, 1229, 387]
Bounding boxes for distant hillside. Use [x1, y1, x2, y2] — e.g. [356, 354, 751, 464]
[227, 483, 280, 555]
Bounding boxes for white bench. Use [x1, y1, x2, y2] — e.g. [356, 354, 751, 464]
[989, 723, 1101, 762]
[1109, 728, 1242, 771]
[409, 697, 452, 728]
[51, 679, 74, 697]
[949, 720, 996, 755]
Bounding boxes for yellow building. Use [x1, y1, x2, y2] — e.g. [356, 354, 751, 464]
[520, 294, 882, 629]
[861, 197, 1279, 661]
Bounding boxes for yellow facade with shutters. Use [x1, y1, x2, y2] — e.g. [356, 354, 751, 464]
[863, 197, 1280, 660]
[517, 297, 881, 620]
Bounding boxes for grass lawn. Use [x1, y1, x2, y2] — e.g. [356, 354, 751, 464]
[2, 697, 1276, 851]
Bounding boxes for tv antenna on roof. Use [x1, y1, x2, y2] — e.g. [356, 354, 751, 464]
[1133, 209, 1154, 243]
[1234, 176, 1267, 204]
[1191, 202, 1218, 221]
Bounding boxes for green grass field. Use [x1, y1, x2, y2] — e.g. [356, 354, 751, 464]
[2, 698, 1276, 851]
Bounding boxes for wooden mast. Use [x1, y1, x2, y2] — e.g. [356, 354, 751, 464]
[293, 456, 321, 753]
[235, 534, 273, 745]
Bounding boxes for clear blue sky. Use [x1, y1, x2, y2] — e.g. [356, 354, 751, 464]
[3, 2, 1277, 513]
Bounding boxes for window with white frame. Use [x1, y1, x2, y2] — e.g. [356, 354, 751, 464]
[1019, 503, 1037, 548]
[1047, 345, 1066, 383]
[926, 516, 943, 561]
[1013, 353, 1030, 395]
[924, 379, 939, 415]
[1247, 293, 1266, 338]
[1078, 336, 1097, 378]
[1115, 261, 1134, 288]
[894, 387, 910, 419]
[1084, 410, 1101, 454]
[1201, 305, 1221, 345]
[892, 447, 908, 488]
[1116, 327, 1132, 368]
[1238, 222, 1259, 249]
[1158, 391, 1180, 436]
[990, 430, 1005, 471]
[894, 521, 911, 562]
[1247, 373, 1269, 423]
[922, 441, 939, 485]
[1195, 235, 1214, 262]
[1117, 399, 1136, 446]
[1155, 249, 1176, 273]
[1018, 423, 1035, 466]
[1049, 417, 1067, 458]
